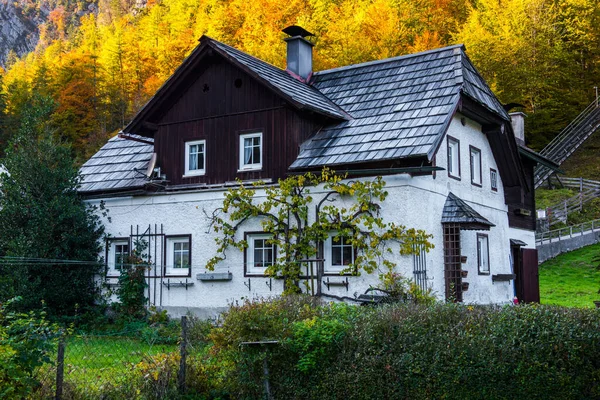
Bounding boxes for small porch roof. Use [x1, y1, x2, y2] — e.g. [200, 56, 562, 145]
[441, 192, 495, 230]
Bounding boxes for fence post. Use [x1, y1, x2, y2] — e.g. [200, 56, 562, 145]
[178, 316, 187, 395]
[55, 338, 65, 400]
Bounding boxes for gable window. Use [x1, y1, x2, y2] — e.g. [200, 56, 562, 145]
[165, 235, 191, 276]
[106, 238, 130, 274]
[477, 233, 490, 275]
[184, 140, 206, 176]
[239, 132, 262, 171]
[490, 169, 498, 192]
[324, 234, 355, 274]
[245, 233, 275, 276]
[470, 146, 482, 186]
[447, 136, 460, 179]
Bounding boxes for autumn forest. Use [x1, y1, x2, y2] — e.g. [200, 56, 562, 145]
[0, 0, 599, 163]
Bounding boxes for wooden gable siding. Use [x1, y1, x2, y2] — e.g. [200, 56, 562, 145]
[160, 58, 283, 123]
[507, 159, 536, 230]
[154, 58, 322, 186]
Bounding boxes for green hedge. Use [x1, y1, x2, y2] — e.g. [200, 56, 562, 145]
[208, 297, 600, 400]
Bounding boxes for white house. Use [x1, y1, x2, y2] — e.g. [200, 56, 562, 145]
[79, 26, 557, 317]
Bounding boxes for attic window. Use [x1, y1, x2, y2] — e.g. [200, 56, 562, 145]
[447, 136, 460, 179]
[203, 83, 210, 92]
[239, 132, 262, 171]
[184, 140, 206, 177]
[470, 146, 482, 186]
[490, 169, 498, 192]
[234, 79, 243, 88]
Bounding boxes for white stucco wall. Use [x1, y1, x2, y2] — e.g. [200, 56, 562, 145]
[88, 114, 535, 315]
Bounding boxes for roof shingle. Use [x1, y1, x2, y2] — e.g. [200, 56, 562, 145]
[79, 135, 153, 194]
[290, 45, 507, 169]
[441, 192, 495, 229]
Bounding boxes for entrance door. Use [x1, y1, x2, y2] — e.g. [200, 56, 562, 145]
[515, 248, 540, 303]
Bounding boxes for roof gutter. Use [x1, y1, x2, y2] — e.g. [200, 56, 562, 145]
[287, 166, 444, 176]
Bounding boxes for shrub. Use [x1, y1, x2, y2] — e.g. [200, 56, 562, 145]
[115, 240, 149, 321]
[206, 299, 600, 400]
[132, 352, 181, 399]
[0, 298, 61, 398]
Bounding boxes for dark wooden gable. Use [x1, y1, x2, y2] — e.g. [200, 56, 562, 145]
[160, 57, 284, 123]
[153, 53, 324, 186]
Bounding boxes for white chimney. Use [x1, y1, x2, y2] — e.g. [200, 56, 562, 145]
[510, 112, 526, 145]
[282, 26, 314, 80]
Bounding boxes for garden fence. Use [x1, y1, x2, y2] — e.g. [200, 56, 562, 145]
[31, 316, 193, 400]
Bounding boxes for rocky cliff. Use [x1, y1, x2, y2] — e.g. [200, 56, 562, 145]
[0, 0, 41, 68]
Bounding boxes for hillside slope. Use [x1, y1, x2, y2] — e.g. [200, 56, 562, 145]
[559, 129, 600, 180]
[0, 1, 40, 67]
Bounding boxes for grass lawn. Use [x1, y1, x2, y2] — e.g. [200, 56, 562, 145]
[539, 243, 600, 308]
[36, 334, 177, 397]
[65, 336, 176, 388]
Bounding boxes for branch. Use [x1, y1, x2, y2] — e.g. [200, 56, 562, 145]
[316, 190, 340, 214]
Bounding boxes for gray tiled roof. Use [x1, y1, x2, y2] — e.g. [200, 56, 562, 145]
[81, 41, 509, 194]
[211, 40, 348, 120]
[290, 45, 508, 169]
[79, 135, 153, 193]
[441, 192, 494, 228]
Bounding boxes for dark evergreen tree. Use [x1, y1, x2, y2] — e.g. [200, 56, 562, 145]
[0, 95, 105, 316]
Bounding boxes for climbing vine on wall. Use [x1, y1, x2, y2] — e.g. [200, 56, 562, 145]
[205, 168, 434, 294]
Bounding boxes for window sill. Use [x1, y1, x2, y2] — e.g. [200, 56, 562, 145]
[183, 172, 205, 178]
[323, 272, 355, 276]
[471, 182, 482, 188]
[237, 167, 262, 173]
[448, 174, 461, 181]
[165, 272, 192, 278]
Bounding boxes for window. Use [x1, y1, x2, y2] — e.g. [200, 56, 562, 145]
[239, 132, 262, 170]
[470, 146, 482, 186]
[324, 234, 355, 274]
[245, 233, 275, 276]
[447, 136, 460, 179]
[490, 169, 498, 192]
[477, 234, 490, 275]
[185, 140, 206, 176]
[165, 236, 191, 276]
[106, 238, 130, 274]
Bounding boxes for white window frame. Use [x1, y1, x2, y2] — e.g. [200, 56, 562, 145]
[106, 239, 129, 275]
[324, 233, 355, 274]
[184, 140, 206, 177]
[165, 236, 191, 276]
[245, 233, 275, 276]
[447, 136, 460, 179]
[239, 132, 263, 171]
[477, 233, 490, 275]
[470, 146, 482, 186]
[490, 169, 498, 192]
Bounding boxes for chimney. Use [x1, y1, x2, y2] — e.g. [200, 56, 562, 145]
[510, 112, 526, 146]
[282, 25, 314, 80]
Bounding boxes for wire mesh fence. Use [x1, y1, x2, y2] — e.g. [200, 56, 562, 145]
[26, 316, 204, 400]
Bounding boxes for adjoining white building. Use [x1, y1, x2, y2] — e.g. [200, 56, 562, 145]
[79, 26, 557, 317]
